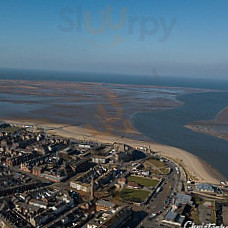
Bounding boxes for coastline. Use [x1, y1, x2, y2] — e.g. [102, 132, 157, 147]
[4, 118, 225, 185]
[132, 91, 228, 179]
[184, 105, 228, 141]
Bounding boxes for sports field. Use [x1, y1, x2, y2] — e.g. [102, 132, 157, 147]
[120, 188, 150, 203]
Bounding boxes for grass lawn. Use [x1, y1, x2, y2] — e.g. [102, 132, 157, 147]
[144, 158, 170, 175]
[190, 208, 200, 225]
[159, 167, 170, 174]
[127, 176, 159, 187]
[147, 158, 166, 168]
[0, 126, 21, 133]
[193, 197, 216, 224]
[210, 201, 216, 223]
[120, 188, 150, 203]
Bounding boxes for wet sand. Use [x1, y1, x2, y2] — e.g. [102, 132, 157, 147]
[217, 106, 228, 123]
[0, 80, 225, 184]
[186, 105, 228, 141]
[0, 79, 194, 140]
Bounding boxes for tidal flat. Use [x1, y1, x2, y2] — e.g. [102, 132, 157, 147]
[0, 79, 199, 139]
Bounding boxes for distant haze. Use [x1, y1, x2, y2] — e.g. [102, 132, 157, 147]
[0, 0, 228, 78]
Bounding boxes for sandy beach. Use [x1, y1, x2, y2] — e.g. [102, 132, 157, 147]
[1, 79, 224, 184]
[4, 118, 225, 185]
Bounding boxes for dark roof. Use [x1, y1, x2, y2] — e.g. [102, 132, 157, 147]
[96, 200, 115, 208]
[165, 211, 178, 221]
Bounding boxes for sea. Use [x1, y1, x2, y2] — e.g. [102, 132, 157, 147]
[0, 68, 228, 179]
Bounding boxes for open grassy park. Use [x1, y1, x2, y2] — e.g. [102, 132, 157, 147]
[127, 175, 159, 187]
[144, 158, 170, 175]
[0, 126, 21, 133]
[120, 188, 150, 203]
[147, 158, 165, 168]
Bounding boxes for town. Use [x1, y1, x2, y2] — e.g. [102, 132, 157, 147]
[0, 121, 227, 228]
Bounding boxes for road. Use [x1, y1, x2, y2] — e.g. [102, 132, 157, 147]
[137, 160, 181, 228]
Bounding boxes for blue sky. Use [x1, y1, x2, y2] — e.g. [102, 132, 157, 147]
[0, 0, 228, 78]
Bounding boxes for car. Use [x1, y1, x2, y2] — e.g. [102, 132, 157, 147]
[148, 213, 157, 220]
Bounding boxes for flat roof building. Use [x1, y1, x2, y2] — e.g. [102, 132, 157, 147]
[196, 183, 215, 193]
[162, 210, 185, 227]
[175, 193, 193, 206]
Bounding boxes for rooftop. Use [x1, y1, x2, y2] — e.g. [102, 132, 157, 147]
[196, 183, 215, 192]
[96, 200, 116, 208]
[165, 211, 178, 221]
[175, 193, 192, 206]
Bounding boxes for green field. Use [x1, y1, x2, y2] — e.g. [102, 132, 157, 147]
[0, 126, 21, 133]
[144, 158, 170, 175]
[120, 188, 150, 203]
[127, 176, 159, 187]
[147, 158, 166, 168]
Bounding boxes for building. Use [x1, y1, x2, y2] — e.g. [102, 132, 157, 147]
[113, 143, 129, 152]
[28, 199, 48, 209]
[69, 159, 89, 173]
[0, 121, 10, 129]
[101, 206, 132, 228]
[196, 183, 215, 193]
[70, 181, 91, 193]
[40, 171, 67, 183]
[117, 177, 126, 186]
[141, 171, 150, 177]
[175, 193, 193, 206]
[92, 156, 108, 164]
[87, 206, 132, 228]
[162, 210, 185, 227]
[70, 166, 119, 194]
[21, 163, 32, 172]
[79, 144, 93, 149]
[0, 210, 32, 228]
[32, 166, 42, 176]
[90, 177, 95, 200]
[95, 200, 116, 212]
[30, 212, 52, 227]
